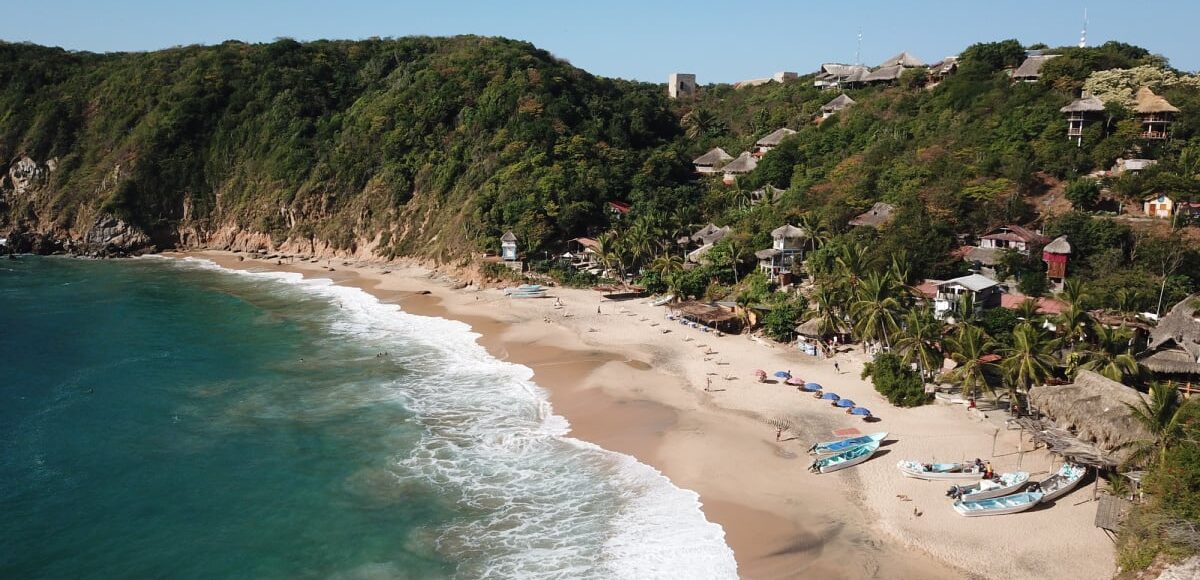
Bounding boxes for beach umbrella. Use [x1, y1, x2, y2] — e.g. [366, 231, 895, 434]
[820, 392, 840, 401]
[850, 407, 872, 416]
[835, 399, 856, 408]
[754, 369, 766, 375]
[785, 377, 804, 386]
[773, 371, 791, 378]
[800, 382, 822, 392]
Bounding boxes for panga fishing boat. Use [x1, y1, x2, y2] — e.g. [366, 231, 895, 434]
[946, 471, 1029, 501]
[952, 491, 1044, 517]
[1029, 463, 1087, 502]
[809, 441, 879, 474]
[808, 432, 888, 455]
[897, 460, 985, 481]
[503, 284, 547, 298]
[648, 294, 675, 306]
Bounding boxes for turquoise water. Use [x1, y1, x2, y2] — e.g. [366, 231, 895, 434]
[0, 257, 737, 579]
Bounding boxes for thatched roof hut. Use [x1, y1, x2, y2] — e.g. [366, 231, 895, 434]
[722, 151, 758, 174]
[821, 94, 857, 114]
[1029, 370, 1150, 463]
[1012, 54, 1059, 81]
[693, 147, 733, 167]
[755, 128, 797, 148]
[878, 52, 925, 68]
[770, 224, 806, 240]
[1043, 235, 1071, 255]
[849, 202, 895, 227]
[1134, 87, 1180, 114]
[1060, 95, 1106, 113]
[1140, 294, 1200, 376]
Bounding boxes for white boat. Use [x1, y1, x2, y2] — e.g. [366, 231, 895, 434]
[1030, 463, 1087, 503]
[897, 460, 985, 481]
[809, 441, 879, 474]
[504, 284, 544, 295]
[947, 471, 1029, 501]
[649, 294, 675, 306]
[953, 491, 1044, 517]
[508, 291, 547, 299]
[808, 432, 888, 455]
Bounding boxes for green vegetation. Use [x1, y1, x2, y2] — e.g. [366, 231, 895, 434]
[861, 352, 928, 407]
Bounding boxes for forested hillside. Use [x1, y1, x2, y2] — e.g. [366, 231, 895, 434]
[2, 36, 1200, 313]
[0, 36, 681, 258]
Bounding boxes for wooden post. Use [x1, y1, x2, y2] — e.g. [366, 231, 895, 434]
[991, 428, 999, 457]
[1093, 466, 1100, 501]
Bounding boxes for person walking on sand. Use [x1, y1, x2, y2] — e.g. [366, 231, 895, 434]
[776, 427, 783, 441]
[834, 361, 841, 374]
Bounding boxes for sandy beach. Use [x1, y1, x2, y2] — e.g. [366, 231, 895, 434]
[179, 250, 1115, 580]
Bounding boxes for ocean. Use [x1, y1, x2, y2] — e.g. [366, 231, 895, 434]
[0, 256, 737, 579]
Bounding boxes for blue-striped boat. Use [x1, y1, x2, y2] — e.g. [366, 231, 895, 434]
[807, 432, 888, 455]
[952, 491, 1044, 517]
[808, 441, 879, 474]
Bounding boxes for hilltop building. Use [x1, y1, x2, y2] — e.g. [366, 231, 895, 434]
[754, 128, 797, 156]
[734, 71, 798, 89]
[693, 147, 733, 174]
[931, 274, 1002, 319]
[1012, 54, 1059, 82]
[755, 224, 807, 285]
[1060, 93, 1106, 146]
[814, 63, 868, 89]
[1134, 87, 1178, 140]
[668, 73, 697, 99]
[820, 94, 857, 118]
[1143, 194, 1175, 218]
[927, 57, 958, 81]
[962, 224, 1048, 278]
[721, 152, 758, 184]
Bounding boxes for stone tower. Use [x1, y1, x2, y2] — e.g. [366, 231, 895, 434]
[668, 73, 696, 99]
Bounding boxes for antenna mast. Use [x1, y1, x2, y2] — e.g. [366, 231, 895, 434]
[1079, 8, 1088, 48]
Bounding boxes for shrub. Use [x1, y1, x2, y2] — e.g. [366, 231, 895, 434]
[861, 352, 929, 407]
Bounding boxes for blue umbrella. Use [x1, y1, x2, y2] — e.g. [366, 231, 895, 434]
[820, 392, 840, 401]
[835, 399, 856, 408]
[774, 371, 791, 379]
[800, 382, 822, 392]
[850, 407, 872, 416]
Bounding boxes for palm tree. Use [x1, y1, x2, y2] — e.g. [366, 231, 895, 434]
[683, 109, 725, 139]
[805, 286, 849, 339]
[949, 293, 978, 327]
[946, 324, 999, 399]
[724, 239, 750, 284]
[1070, 324, 1141, 382]
[1015, 298, 1042, 323]
[796, 214, 829, 253]
[1125, 382, 1190, 467]
[1061, 278, 1088, 309]
[850, 271, 903, 349]
[624, 220, 655, 270]
[649, 254, 684, 281]
[894, 305, 945, 380]
[1000, 322, 1059, 409]
[1053, 303, 1092, 347]
[595, 231, 627, 282]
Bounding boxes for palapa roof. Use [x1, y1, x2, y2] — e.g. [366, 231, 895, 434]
[722, 151, 758, 173]
[928, 56, 958, 76]
[1012, 54, 1059, 79]
[1028, 370, 1151, 464]
[570, 237, 599, 251]
[755, 248, 781, 260]
[690, 223, 732, 244]
[938, 274, 999, 293]
[770, 224, 807, 239]
[878, 51, 925, 68]
[862, 65, 905, 82]
[963, 246, 1001, 266]
[1060, 95, 1106, 113]
[1134, 87, 1180, 114]
[981, 224, 1048, 245]
[693, 147, 733, 166]
[755, 128, 797, 147]
[1043, 235, 1071, 254]
[817, 63, 869, 80]
[849, 202, 895, 227]
[821, 93, 857, 112]
[794, 317, 825, 338]
[500, 231, 517, 242]
[669, 300, 739, 324]
[1141, 294, 1200, 374]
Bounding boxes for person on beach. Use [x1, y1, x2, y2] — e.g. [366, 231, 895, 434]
[834, 361, 841, 374]
[776, 427, 783, 441]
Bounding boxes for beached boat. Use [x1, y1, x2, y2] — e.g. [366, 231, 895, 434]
[648, 294, 675, 306]
[952, 491, 1044, 517]
[503, 284, 544, 295]
[1030, 463, 1087, 503]
[809, 441, 879, 474]
[508, 290, 547, 299]
[896, 460, 985, 481]
[946, 471, 1029, 501]
[808, 432, 888, 455]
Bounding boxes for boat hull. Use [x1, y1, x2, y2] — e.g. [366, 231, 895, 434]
[897, 460, 984, 481]
[811, 441, 879, 474]
[809, 432, 888, 455]
[950, 472, 1029, 501]
[953, 491, 1044, 517]
[1035, 464, 1087, 503]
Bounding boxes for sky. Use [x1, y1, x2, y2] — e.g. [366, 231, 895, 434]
[2, 0, 1197, 83]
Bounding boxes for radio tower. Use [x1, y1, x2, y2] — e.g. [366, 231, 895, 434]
[1079, 8, 1088, 48]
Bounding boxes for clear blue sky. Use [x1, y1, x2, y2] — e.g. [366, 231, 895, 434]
[2, 0, 1196, 83]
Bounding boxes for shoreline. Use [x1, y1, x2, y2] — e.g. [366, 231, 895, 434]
[175, 250, 1113, 580]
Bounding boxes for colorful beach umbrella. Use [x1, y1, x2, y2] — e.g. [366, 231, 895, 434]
[785, 377, 804, 386]
[754, 369, 766, 376]
[850, 407, 872, 416]
[774, 371, 791, 378]
[834, 399, 856, 408]
[800, 382, 822, 392]
[820, 392, 840, 401]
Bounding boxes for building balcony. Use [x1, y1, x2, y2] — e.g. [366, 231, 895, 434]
[1141, 130, 1170, 140]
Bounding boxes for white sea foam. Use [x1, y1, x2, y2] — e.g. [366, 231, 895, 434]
[168, 257, 738, 579]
